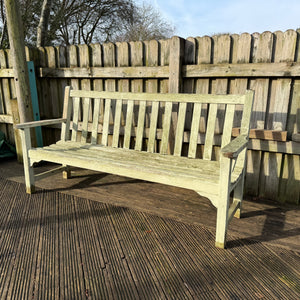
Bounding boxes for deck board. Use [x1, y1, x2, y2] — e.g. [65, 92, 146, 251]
[0, 158, 300, 299]
[0, 175, 299, 299]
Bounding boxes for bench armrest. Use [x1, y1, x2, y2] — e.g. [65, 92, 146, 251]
[221, 135, 248, 159]
[16, 118, 67, 130]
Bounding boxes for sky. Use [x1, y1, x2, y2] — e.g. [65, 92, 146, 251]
[137, 0, 300, 38]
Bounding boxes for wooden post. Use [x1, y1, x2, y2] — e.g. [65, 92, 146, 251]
[169, 36, 185, 93]
[4, 0, 34, 124]
[167, 36, 185, 154]
[10, 98, 23, 162]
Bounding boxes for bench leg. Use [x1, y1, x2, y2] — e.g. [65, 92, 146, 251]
[233, 175, 244, 219]
[20, 128, 35, 194]
[215, 157, 231, 248]
[24, 164, 35, 194]
[62, 165, 71, 179]
[215, 192, 230, 248]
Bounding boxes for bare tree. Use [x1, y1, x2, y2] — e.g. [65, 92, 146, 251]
[0, 0, 135, 47]
[36, 0, 52, 47]
[113, 2, 175, 42]
[46, 0, 135, 45]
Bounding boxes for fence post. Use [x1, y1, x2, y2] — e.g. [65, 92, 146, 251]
[167, 36, 185, 153]
[168, 36, 185, 93]
[4, 0, 34, 125]
[10, 98, 23, 162]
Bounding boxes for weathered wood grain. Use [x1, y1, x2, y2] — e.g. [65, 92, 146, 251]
[17, 87, 253, 248]
[245, 31, 273, 197]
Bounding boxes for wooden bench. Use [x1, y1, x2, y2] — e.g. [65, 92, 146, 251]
[16, 87, 254, 248]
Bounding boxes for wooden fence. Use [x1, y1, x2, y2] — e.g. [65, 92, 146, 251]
[0, 30, 299, 204]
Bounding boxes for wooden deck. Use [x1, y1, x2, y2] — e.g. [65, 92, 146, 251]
[0, 160, 300, 299]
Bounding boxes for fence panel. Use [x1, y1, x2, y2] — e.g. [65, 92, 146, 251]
[0, 31, 299, 204]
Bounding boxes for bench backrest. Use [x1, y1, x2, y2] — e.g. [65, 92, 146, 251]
[61, 87, 253, 160]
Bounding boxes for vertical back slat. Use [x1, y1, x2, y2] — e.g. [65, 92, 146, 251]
[61, 86, 72, 141]
[112, 99, 123, 147]
[71, 97, 80, 142]
[188, 103, 202, 158]
[240, 91, 254, 135]
[173, 102, 187, 156]
[160, 102, 173, 154]
[135, 100, 146, 151]
[81, 97, 90, 142]
[221, 104, 235, 148]
[147, 101, 159, 153]
[203, 104, 218, 160]
[91, 98, 101, 144]
[102, 98, 111, 146]
[124, 100, 134, 149]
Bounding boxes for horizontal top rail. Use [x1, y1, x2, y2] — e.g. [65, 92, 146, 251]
[69, 90, 249, 104]
[2, 62, 300, 79]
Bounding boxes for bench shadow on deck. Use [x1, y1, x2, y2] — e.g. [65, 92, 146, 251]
[0, 160, 300, 299]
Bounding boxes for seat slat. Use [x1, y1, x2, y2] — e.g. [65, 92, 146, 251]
[52, 141, 220, 174]
[203, 103, 218, 160]
[30, 146, 220, 187]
